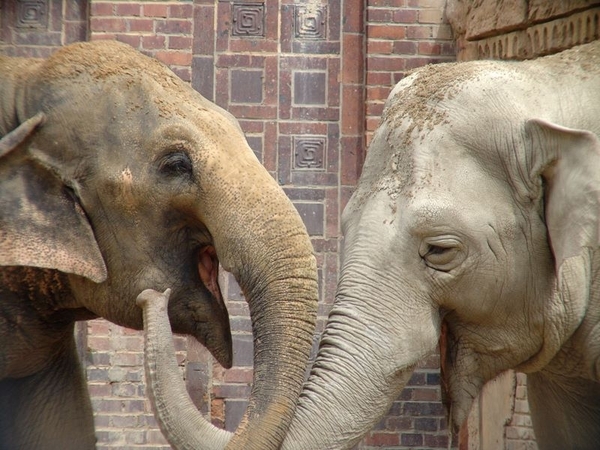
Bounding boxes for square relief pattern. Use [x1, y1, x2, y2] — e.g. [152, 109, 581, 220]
[231, 2, 265, 37]
[295, 4, 327, 39]
[294, 136, 325, 170]
[16, 0, 48, 29]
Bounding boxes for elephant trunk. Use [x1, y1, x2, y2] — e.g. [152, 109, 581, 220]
[281, 286, 441, 449]
[137, 289, 230, 450]
[138, 267, 439, 449]
[138, 156, 319, 450]
[207, 172, 318, 450]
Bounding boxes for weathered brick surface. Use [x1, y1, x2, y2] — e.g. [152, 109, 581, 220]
[448, 0, 600, 60]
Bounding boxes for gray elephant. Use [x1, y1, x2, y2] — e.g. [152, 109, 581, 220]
[137, 40, 600, 450]
[0, 40, 318, 450]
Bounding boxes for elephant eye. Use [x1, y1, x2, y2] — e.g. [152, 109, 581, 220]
[419, 238, 465, 272]
[158, 151, 193, 179]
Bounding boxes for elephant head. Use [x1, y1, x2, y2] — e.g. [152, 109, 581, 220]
[0, 41, 317, 450]
[135, 42, 600, 450]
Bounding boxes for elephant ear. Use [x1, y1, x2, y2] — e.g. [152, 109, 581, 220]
[0, 114, 108, 283]
[522, 118, 600, 370]
[527, 118, 600, 270]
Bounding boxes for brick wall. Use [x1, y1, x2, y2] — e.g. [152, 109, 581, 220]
[1, 0, 458, 448]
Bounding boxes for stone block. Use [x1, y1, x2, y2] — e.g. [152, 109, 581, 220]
[529, 0, 599, 23]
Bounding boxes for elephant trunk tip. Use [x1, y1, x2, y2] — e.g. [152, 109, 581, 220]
[136, 288, 171, 310]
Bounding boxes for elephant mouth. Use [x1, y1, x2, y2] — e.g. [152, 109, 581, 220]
[196, 244, 233, 368]
[198, 245, 222, 302]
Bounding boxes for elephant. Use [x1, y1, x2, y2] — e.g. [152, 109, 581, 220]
[0, 40, 318, 450]
[135, 40, 600, 450]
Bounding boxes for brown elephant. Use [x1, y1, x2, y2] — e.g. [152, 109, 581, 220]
[0, 40, 318, 450]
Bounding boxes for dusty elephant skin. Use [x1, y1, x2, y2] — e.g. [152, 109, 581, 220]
[0, 40, 318, 450]
[139, 41, 600, 450]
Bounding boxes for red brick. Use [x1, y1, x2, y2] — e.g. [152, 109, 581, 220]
[366, 116, 382, 132]
[155, 19, 192, 35]
[412, 387, 442, 401]
[142, 35, 167, 50]
[342, 85, 364, 134]
[154, 50, 193, 66]
[169, 4, 194, 18]
[115, 34, 141, 49]
[364, 432, 401, 446]
[88, 336, 110, 351]
[402, 432, 424, 446]
[368, 24, 407, 39]
[395, 8, 419, 23]
[368, 55, 406, 71]
[366, 102, 385, 117]
[367, 39, 394, 54]
[369, 0, 406, 6]
[115, 3, 141, 17]
[367, 8, 393, 22]
[128, 18, 154, 32]
[366, 71, 393, 85]
[223, 367, 254, 383]
[419, 42, 442, 55]
[394, 40, 418, 54]
[366, 85, 392, 101]
[143, 4, 168, 18]
[91, 2, 114, 16]
[90, 33, 117, 41]
[343, 0, 364, 32]
[342, 34, 364, 84]
[91, 17, 127, 33]
[169, 36, 193, 49]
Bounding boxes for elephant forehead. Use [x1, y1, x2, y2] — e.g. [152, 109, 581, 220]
[39, 40, 173, 84]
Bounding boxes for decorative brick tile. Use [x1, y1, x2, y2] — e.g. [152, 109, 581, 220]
[294, 202, 325, 236]
[295, 4, 327, 39]
[230, 69, 263, 103]
[231, 2, 265, 37]
[294, 136, 325, 170]
[16, 0, 49, 29]
[293, 71, 327, 105]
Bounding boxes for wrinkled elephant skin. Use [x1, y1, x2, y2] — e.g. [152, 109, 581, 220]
[137, 41, 600, 450]
[0, 41, 318, 450]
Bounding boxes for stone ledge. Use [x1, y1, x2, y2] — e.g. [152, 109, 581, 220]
[454, 7, 600, 60]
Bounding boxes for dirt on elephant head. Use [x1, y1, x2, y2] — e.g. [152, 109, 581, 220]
[368, 61, 486, 202]
[382, 61, 481, 149]
[35, 40, 201, 120]
[39, 41, 173, 84]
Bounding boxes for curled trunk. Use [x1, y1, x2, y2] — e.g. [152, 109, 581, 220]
[137, 289, 230, 450]
[138, 280, 440, 449]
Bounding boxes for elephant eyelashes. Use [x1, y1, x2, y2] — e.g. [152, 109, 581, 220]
[158, 151, 193, 179]
[419, 238, 465, 272]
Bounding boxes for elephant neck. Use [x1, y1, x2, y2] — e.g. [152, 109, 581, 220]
[547, 249, 600, 380]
